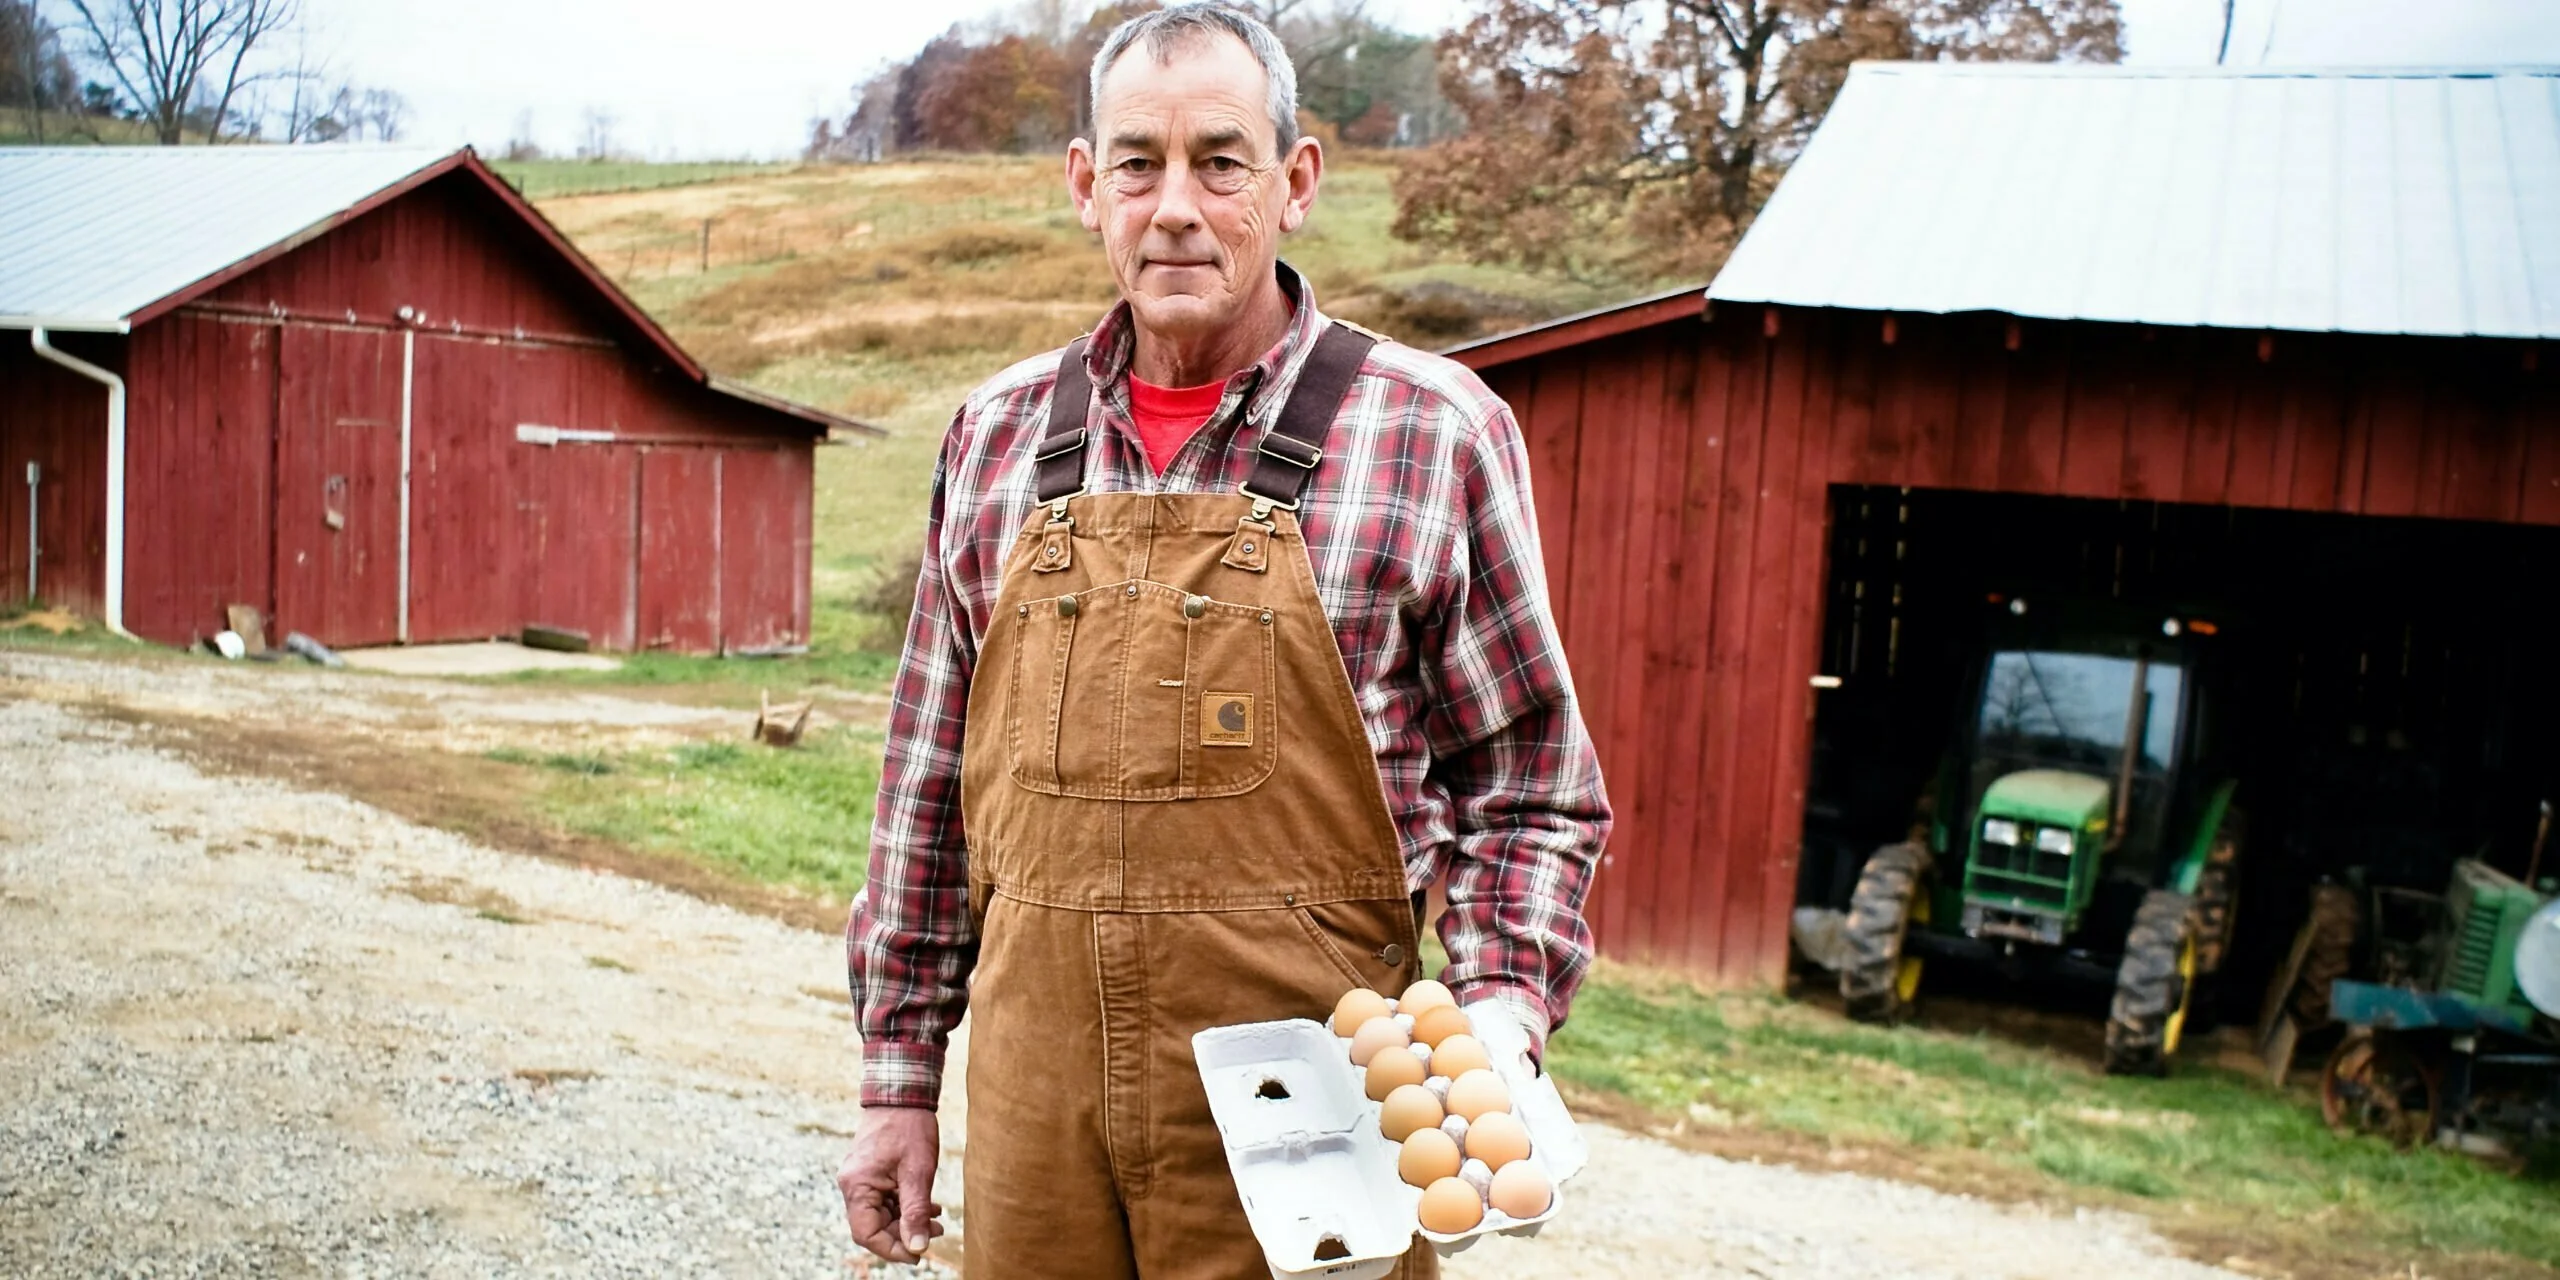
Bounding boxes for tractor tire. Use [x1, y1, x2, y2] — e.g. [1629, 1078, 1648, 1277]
[1840, 842, 1930, 1024]
[2190, 808, 2244, 976]
[2105, 889, 2198, 1077]
[2289, 883, 2361, 1026]
[2182, 817, 2243, 1031]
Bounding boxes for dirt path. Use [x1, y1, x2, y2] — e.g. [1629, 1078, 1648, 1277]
[0, 647, 886, 756]
[0, 658, 2242, 1279]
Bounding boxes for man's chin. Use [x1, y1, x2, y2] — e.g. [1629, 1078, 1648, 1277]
[1126, 293, 1235, 341]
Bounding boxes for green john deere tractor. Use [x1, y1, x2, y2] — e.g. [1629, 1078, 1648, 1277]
[1839, 595, 2246, 1076]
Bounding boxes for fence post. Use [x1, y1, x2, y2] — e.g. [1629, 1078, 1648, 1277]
[701, 218, 713, 274]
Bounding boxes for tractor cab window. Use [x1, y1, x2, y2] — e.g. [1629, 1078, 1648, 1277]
[1972, 650, 2186, 868]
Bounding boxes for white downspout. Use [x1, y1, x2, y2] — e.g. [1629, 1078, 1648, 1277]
[28, 327, 133, 639]
[397, 327, 415, 644]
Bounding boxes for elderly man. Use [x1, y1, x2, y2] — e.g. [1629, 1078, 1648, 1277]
[837, 5, 1609, 1275]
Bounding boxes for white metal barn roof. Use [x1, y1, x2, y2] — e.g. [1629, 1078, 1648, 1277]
[0, 145, 450, 331]
[1709, 64, 2560, 339]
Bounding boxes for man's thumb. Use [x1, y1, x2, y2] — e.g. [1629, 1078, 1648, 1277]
[898, 1152, 933, 1254]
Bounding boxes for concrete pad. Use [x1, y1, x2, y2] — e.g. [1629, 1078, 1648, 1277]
[338, 641, 622, 676]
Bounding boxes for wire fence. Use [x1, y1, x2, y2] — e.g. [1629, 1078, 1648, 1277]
[596, 191, 1072, 282]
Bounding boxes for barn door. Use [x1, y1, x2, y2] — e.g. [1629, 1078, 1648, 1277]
[636, 449, 720, 651]
[274, 326, 403, 647]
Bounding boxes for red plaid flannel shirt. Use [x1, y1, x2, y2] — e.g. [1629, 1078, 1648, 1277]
[849, 267, 1611, 1109]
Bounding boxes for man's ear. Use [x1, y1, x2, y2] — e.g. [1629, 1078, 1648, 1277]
[1067, 139, 1102, 234]
[1276, 135, 1321, 235]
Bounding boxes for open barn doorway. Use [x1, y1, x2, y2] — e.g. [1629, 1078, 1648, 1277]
[1794, 485, 2560, 1055]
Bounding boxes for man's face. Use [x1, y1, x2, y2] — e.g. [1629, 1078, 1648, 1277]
[1069, 34, 1319, 348]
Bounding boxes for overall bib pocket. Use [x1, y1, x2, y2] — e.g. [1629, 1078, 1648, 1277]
[1007, 580, 1279, 800]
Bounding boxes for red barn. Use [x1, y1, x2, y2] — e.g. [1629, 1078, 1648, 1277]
[0, 145, 871, 654]
[1448, 65, 2560, 988]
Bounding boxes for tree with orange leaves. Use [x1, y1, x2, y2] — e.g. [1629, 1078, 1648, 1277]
[1394, 0, 2123, 281]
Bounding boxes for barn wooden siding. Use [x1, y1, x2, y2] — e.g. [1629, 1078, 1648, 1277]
[112, 171, 814, 652]
[1460, 302, 2558, 985]
[0, 337, 113, 618]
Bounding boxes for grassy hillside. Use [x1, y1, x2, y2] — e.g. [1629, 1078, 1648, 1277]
[492, 159, 792, 199]
[533, 153, 1658, 672]
[0, 110, 169, 145]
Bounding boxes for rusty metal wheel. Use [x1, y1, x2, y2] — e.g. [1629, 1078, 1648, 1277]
[2320, 1033, 2439, 1150]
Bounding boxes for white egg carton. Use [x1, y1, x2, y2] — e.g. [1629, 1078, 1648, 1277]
[1193, 1002, 1586, 1280]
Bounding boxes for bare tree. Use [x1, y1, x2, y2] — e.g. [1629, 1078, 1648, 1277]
[351, 85, 403, 140]
[1398, 0, 2123, 279]
[578, 105, 618, 160]
[2, 0, 79, 142]
[503, 108, 542, 160]
[62, 0, 299, 143]
[265, 23, 325, 140]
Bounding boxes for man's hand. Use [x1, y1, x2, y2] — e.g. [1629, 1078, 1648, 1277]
[838, 1105, 945, 1264]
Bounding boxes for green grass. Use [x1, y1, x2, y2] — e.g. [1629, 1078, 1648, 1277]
[1544, 968, 2560, 1272]
[485, 725, 883, 900]
[490, 645, 900, 696]
[491, 159, 792, 199]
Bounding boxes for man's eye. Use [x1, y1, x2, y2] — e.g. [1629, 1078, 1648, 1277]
[1117, 157, 1157, 174]
[1205, 156, 1242, 172]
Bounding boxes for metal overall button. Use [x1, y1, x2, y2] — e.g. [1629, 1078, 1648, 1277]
[1183, 595, 1208, 619]
[1378, 943, 1407, 967]
[1058, 595, 1079, 618]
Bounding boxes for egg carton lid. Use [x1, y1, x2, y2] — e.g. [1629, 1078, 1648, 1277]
[1196, 1019, 1414, 1279]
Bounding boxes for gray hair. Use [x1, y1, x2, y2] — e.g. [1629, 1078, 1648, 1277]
[1088, 4, 1299, 153]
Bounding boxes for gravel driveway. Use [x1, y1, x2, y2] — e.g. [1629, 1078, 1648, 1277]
[0, 660, 2240, 1279]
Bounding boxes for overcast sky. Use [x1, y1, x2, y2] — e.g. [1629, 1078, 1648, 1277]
[232, 0, 2560, 160]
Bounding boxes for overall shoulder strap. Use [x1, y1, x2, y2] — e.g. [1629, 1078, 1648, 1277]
[1032, 323, 1376, 510]
[1241, 322, 1377, 511]
[1034, 337, 1094, 505]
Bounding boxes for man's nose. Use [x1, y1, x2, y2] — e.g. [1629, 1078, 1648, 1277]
[1150, 160, 1206, 234]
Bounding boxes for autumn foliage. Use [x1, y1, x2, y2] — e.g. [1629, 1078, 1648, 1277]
[1394, 0, 2124, 281]
[810, 1, 1454, 160]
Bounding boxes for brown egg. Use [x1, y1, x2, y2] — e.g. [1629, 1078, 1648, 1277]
[1487, 1160, 1552, 1219]
[1429, 1033, 1492, 1079]
[1416, 1176, 1484, 1234]
[1347, 1015, 1409, 1067]
[1397, 1128, 1463, 1189]
[1466, 1110, 1532, 1170]
[1445, 1068, 1512, 1122]
[1379, 1084, 1444, 1142]
[1364, 1045, 1427, 1101]
[1397, 978, 1457, 1016]
[1410, 1004, 1473, 1049]
[1333, 987, 1392, 1034]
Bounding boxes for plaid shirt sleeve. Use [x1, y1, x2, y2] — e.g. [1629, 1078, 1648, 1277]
[847, 416, 980, 1110]
[1421, 399, 1610, 1038]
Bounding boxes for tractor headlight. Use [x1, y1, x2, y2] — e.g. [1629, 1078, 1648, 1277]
[2035, 827, 2076, 855]
[1983, 819, 2022, 847]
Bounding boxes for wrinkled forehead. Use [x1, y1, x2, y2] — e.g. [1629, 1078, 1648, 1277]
[1093, 30, 1273, 154]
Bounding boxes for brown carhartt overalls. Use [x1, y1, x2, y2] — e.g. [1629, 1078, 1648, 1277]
[957, 324, 1438, 1278]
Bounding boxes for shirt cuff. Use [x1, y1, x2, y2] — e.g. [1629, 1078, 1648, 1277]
[859, 1038, 947, 1111]
[1451, 980, 1550, 1059]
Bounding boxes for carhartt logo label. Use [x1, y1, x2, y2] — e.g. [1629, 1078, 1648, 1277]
[1203, 692, 1255, 747]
